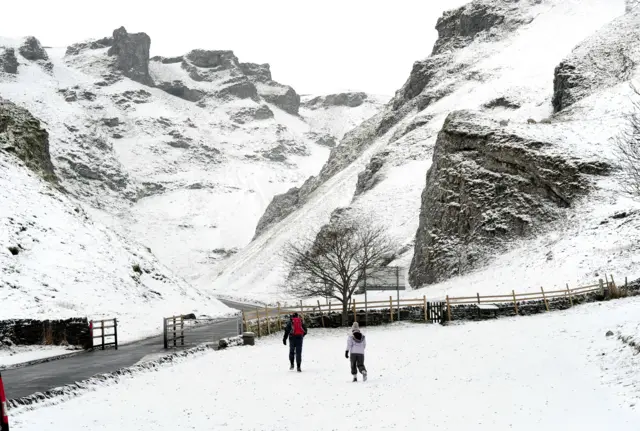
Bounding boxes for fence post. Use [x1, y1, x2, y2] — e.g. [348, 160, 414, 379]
[477, 293, 480, 304]
[329, 301, 332, 314]
[101, 320, 105, 350]
[599, 278, 605, 296]
[423, 295, 427, 322]
[566, 283, 574, 307]
[242, 310, 247, 333]
[300, 300, 304, 316]
[541, 287, 549, 311]
[180, 316, 184, 346]
[114, 319, 118, 350]
[389, 296, 394, 322]
[277, 303, 282, 331]
[89, 320, 94, 350]
[163, 318, 167, 349]
[352, 300, 357, 323]
[512, 290, 518, 315]
[265, 305, 271, 335]
[625, 276, 628, 290]
[446, 295, 451, 321]
[172, 315, 177, 347]
[256, 308, 262, 338]
[317, 300, 324, 328]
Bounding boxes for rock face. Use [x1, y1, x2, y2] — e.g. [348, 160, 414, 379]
[260, 84, 300, 115]
[0, 48, 18, 74]
[552, 10, 640, 113]
[239, 62, 272, 82]
[230, 105, 274, 123]
[66, 37, 113, 56]
[19, 36, 49, 61]
[185, 49, 238, 69]
[431, 0, 535, 55]
[304, 92, 368, 108]
[107, 27, 153, 86]
[155, 81, 205, 102]
[304, 131, 337, 148]
[354, 152, 387, 196]
[253, 183, 307, 239]
[0, 98, 57, 183]
[408, 110, 610, 287]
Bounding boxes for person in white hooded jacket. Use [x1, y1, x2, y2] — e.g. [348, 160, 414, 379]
[345, 321, 367, 382]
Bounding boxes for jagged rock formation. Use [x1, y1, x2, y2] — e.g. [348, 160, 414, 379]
[259, 84, 300, 115]
[155, 81, 205, 102]
[185, 49, 238, 69]
[354, 152, 387, 196]
[230, 105, 274, 123]
[552, 9, 640, 113]
[107, 27, 153, 85]
[431, 0, 536, 55]
[18, 36, 49, 61]
[66, 37, 113, 56]
[304, 92, 368, 108]
[304, 132, 336, 148]
[408, 110, 610, 286]
[0, 98, 57, 183]
[0, 48, 18, 74]
[239, 62, 272, 82]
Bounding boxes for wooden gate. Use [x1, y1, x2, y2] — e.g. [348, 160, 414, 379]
[163, 315, 185, 349]
[90, 318, 118, 350]
[426, 302, 446, 324]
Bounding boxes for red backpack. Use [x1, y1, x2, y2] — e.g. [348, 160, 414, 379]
[291, 317, 304, 336]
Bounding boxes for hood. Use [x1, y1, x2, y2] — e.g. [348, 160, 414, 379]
[352, 332, 364, 342]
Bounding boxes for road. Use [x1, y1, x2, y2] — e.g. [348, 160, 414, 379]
[3, 318, 240, 401]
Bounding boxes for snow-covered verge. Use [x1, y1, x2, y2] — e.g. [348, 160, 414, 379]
[0, 345, 80, 369]
[11, 298, 640, 430]
[0, 151, 232, 343]
[212, 0, 639, 303]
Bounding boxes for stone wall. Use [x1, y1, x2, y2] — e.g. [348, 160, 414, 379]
[0, 318, 91, 348]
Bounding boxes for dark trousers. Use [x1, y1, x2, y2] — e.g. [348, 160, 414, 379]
[289, 336, 303, 366]
[350, 353, 366, 375]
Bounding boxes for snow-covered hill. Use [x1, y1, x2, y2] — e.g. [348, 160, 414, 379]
[212, 0, 640, 303]
[0, 29, 386, 333]
[0, 28, 386, 293]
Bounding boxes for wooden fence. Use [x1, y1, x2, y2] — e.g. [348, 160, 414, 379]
[241, 275, 623, 337]
[90, 318, 118, 350]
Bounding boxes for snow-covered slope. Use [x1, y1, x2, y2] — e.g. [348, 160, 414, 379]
[212, 0, 639, 302]
[0, 29, 386, 294]
[12, 298, 640, 429]
[0, 150, 229, 343]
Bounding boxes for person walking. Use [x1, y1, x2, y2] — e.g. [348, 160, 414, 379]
[345, 321, 367, 382]
[283, 312, 307, 372]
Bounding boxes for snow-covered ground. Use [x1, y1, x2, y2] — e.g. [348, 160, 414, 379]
[0, 345, 79, 368]
[211, 0, 640, 303]
[11, 297, 640, 430]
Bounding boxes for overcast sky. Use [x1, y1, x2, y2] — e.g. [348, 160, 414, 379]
[3, 0, 469, 95]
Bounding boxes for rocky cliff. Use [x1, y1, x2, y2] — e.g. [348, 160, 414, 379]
[0, 97, 56, 183]
[408, 110, 610, 286]
[552, 9, 640, 113]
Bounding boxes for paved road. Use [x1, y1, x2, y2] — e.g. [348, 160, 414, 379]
[4, 318, 241, 401]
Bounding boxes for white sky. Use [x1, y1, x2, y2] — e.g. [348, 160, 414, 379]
[2, 0, 469, 96]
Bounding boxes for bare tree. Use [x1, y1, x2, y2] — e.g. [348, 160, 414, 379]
[615, 83, 640, 198]
[283, 217, 396, 326]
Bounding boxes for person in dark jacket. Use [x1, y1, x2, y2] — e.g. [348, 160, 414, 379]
[283, 312, 307, 372]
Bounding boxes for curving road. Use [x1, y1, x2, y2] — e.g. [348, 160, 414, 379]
[3, 317, 241, 401]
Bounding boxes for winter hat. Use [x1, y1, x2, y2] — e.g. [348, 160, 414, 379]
[351, 322, 360, 332]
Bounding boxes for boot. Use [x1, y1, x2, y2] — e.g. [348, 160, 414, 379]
[362, 371, 368, 382]
[352, 375, 357, 382]
[297, 365, 302, 372]
[289, 362, 294, 371]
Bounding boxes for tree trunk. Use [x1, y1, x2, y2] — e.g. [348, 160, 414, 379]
[341, 300, 348, 327]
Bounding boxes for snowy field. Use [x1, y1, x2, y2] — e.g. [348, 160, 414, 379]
[12, 298, 640, 430]
[0, 345, 79, 368]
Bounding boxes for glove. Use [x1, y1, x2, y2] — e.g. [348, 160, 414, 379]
[283, 339, 287, 345]
[345, 350, 349, 359]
